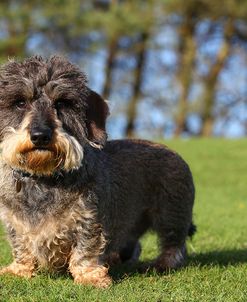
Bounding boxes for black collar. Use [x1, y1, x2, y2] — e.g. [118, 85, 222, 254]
[12, 169, 64, 180]
[11, 167, 90, 192]
[11, 169, 66, 193]
[12, 169, 32, 179]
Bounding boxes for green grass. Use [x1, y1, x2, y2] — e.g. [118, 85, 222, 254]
[0, 138, 246, 302]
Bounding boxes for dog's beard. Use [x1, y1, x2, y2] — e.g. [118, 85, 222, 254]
[1, 126, 84, 176]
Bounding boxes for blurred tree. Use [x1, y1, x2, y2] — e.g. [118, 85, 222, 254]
[102, 36, 118, 100]
[0, 0, 246, 137]
[174, 16, 196, 137]
[166, 0, 247, 136]
[200, 19, 234, 136]
[93, 1, 120, 100]
[86, 1, 155, 137]
[125, 31, 149, 137]
[0, 0, 32, 61]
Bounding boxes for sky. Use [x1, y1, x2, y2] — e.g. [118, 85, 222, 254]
[27, 21, 247, 139]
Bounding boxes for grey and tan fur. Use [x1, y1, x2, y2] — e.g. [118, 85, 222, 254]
[0, 56, 195, 288]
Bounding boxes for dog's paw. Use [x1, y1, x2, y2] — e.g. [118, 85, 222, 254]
[153, 246, 186, 272]
[73, 265, 112, 288]
[0, 262, 34, 278]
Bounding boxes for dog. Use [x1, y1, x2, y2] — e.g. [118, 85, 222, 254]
[0, 56, 195, 288]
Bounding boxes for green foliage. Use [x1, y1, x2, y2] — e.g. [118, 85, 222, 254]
[0, 0, 246, 136]
[165, 0, 247, 19]
[85, 2, 154, 38]
[0, 139, 246, 301]
[0, 1, 32, 60]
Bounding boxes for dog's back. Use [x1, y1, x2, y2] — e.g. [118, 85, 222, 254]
[100, 139, 195, 268]
[104, 139, 195, 205]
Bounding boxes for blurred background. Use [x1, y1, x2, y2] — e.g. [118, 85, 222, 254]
[0, 0, 246, 139]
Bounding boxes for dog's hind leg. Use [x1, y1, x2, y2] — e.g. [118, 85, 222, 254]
[119, 240, 142, 264]
[153, 244, 187, 272]
[103, 241, 141, 267]
[150, 196, 193, 271]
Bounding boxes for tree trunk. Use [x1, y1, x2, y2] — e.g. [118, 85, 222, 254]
[102, 37, 118, 100]
[174, 18, 196, 137]
[125, 31, 149, 138]
[200, 19, 233, 136]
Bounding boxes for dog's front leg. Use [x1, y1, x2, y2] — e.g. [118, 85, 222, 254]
[68, 221, 112, 288]
[0, 231, 36, 278]
[69, 250, 111, 288]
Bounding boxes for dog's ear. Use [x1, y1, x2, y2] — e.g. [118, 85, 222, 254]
[85, 90, 109, 148]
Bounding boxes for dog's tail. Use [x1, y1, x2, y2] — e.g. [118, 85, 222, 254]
[188, 222, 197, 238]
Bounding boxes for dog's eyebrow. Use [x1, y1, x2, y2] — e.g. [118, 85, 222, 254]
[0, 88, 34, 108]
[44, 80, 82, 103]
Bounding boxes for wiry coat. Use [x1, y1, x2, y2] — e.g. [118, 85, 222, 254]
[0, 56, 195, 287]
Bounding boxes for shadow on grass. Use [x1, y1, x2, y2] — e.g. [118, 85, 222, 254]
[188, 248, 247, 267]
[109, 248, 247, 282]
[2, 249, 245, 284]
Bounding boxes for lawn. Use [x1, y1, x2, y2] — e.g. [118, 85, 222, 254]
[0, 139, 246, 302]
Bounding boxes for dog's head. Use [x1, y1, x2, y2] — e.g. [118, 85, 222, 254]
[0, 56, 109, 176]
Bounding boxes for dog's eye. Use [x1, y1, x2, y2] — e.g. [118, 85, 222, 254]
[15, 99, 27, 110]
[54, 99, 69, 110]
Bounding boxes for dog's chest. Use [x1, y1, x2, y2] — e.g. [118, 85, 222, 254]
[4, 200, 85, 269]
[0, 170, 87, 269]
[0, 170, 79, 220]
[30, 212, 81, 269]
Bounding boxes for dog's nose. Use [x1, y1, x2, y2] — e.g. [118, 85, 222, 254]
[30, 128, 53, 146]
